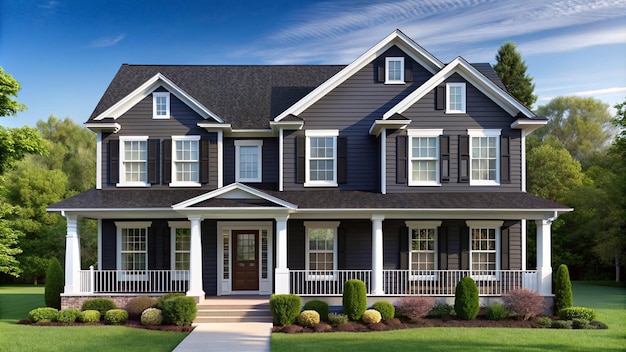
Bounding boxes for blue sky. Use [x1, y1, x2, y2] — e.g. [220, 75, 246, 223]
[1, 0, 625, 129]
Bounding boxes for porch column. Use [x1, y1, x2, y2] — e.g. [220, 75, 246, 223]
[536, 218, 553, 296]
[187, 215, 205, 298]
[64, 213, 81, 294]
[371, 215, 385, 295]
[275, 215, 290, 294]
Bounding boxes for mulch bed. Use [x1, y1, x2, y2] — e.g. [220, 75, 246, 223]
[16, 319, 194, 332]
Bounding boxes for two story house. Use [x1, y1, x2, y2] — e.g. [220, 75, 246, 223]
[49, 30, 570, 308]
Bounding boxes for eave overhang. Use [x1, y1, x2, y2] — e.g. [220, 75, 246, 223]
[369, 118, 412, 136]
[84, 121, 121, 133]
[511, 117, 548, 133]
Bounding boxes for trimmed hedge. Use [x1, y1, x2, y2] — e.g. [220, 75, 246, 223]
[81, 298, 117, 315]
[342, 279, 367, 321]
[371, 301, 395, 320]
[57, 308, 82, 323]
[454, 276, 479, 320]
[79, 310, 101, 323]
[160, 296, 197, 326]
[156, 292, 186, 309]
[554, 264, 573, 313]
[303, 300, 329, 322]
[269, 294, 302, 326]
[104, 309, 129, 325]
[28, 307, 59, 323]
[44, 258, 64, 309]
[558, 306, 596, 321]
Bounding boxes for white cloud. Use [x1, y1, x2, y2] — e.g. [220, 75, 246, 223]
[39, 0, 60, 10]
[573, 87, 626, 96]
[89, 34, 126, 48]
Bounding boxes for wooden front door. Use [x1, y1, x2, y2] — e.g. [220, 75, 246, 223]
[232, 230, 259, 291]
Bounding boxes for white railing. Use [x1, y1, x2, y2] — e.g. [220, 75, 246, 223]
[290, 270, 372, 296]
[78, 267, 189, 294]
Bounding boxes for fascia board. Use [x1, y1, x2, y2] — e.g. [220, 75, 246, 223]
[511, 119, 548, 133]
[84, 122, 121, 133]
[173, 183, 297, 210]
[369, 119, 412, 136]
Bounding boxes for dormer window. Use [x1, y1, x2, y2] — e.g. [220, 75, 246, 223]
[385, 57, 405, 84]
[153, 92, 170, 119]
[446, 83, 466, 113]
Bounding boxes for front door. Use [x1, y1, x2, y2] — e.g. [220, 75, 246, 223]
[232, 230, 259, 291]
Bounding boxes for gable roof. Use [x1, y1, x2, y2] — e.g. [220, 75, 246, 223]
[173, 183, 297, 210]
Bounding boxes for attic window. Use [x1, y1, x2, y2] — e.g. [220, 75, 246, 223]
[153, 92, 170, 119]
[385, 57, 405, 84]
[446, 83, 466, 113]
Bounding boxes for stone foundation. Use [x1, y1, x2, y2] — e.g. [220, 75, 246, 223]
[61, 294, 163, 310]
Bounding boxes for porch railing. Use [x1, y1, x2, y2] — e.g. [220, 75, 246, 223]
[290, 270, 372, 296]
[78, 267, 189, 294]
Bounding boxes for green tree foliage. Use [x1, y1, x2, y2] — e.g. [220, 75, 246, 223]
[554, 264, 573, 312]
[493, 42, 537, 108]
[45, 257, 64, 309]
[454, 276, 479, 320]
[0, 126, 48, 175]
[0, 204, 23, 277]
[0, 66, 26, 117]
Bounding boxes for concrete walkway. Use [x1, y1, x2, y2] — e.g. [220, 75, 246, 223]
[172, 323, 272, 352]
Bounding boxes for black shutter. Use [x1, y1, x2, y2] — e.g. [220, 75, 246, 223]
[109, 140, 119, 184]
[396, 135, 407, 184]
[460, 225, 470, 270]
[377, 60, 385, 82]
[440, 135, 450, 183]
[148, 139, 159, 184]
[404, 60, 412, 82]
[296, 136, 305, 184]
[436, 86, 445, 110]
[200, 139, 210, 184]
[501, 227, 510, 270]
[162, 139, 171, 184]
[500, 135, 511, 184]
[438, 226, 448, 270]
[399, 226, 408, 270]
[337, 137, 347, 184]
[459, 135, 470, 183]
[338, 227, 346, 269]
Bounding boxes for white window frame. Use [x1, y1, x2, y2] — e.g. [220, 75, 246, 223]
[153, 92, 170, 119]
[406, 221, 441, 281]
[305, 130, 338, 187]
[385, 57, 405, 84]
[235, 140, 263, 183]
[466, 220, 502, 281]
[169, 221, 190, 281]
[468, 129, 501, 186]
[170, 135, 201, 187]
[118, 136, 149, 187]
[116, 221, 151, 280]
[446, 82, 466, 113]
[407, 129, 442, 186]
[304, 221, 339, 281]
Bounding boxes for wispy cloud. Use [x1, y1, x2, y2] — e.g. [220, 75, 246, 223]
[89, 34, 126, 48]
[573, 87, 626, 96]
[39, 0, 60, 10]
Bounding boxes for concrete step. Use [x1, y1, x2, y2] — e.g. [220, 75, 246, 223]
[194, 297, 272, 324]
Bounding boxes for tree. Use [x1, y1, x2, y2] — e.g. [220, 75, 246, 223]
[554, 264, 573, 312]
[45, 257, 64, 309]
[0, 204, 23, 277]
[0, 126, 47, 175]
[493, 42, 537, 108]
[0, 66, 26, 117]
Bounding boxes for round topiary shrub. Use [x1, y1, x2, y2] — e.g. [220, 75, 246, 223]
[554, 264, 573, 313]
[141, 308, 164, 326]
[79, 310, 101, 323]
[454, 276, 479, 320]
[297, 310, 320, 328]
[44, 258, 64, 310]
[303, 300, 329, 322]
[81, 298, 117, 315]
[104, 309, 129, 325]
[269, 294, 302, 326]
[485, 303, 509, 321]
[161, 296, 197, 326]
[361, 309, 382, 324]
[57, 308, 82, 323]
[371, 301, 395, 320]
[342, 279, 367, 321]
[156, 292, 186, 310]
[28, 307, 59, 323]
[125, 296, 157, 320]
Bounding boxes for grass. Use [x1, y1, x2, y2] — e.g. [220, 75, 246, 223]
[271, 281, 626, 352]
[0, 285, 187, 352]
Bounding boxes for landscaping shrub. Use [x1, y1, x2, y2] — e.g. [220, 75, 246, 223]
[554, 264, 573, 313]
[125, 296, 157, 320]
[361, 309, 382, 324]
[161, 296, 197, 326]
[28, 307, 59, 323]
[558, 306, 596, 321]
[327, 312, 349, 325]
[303, 300, 329, 321]
[429, 302, 455, 318]
[57, 308, 82, 323]
[536, 316, 553, 328]
[79, 310, 101, 323]
[44, 258, 64, 309]
[454, 277, 479, 320]
[485, 303, 509, 321]
[572, 318, 593, 329]
[371, 301, 395, 320]
[104, 309, 129, 325]
[590, 320, 609, 329]
[141, 308, 164, 326]
[551, 320, 573, 329]
[156, 292, 186, 309]
[297, 310, 320, 328]
[269, 294, 302, 326]
[502, 288, 545, 320]
[81, 298, 117, 315]
[396, 296, 435, 321]
[342, 279, 367, 321]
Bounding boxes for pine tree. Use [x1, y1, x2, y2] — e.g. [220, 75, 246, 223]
[494, 42, 537, 108]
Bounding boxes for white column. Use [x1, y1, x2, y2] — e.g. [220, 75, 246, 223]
[275, 215, 290, 294]
[187, 215, 205, 298]
[371, 215, 385, 295]
[64, 214, 81, 294]
[536, 219, 552, 296]
[380, 129, 386, 194]
[217, 130, 223, 188]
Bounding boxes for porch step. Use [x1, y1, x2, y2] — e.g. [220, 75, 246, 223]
[194, 297, 273, 323]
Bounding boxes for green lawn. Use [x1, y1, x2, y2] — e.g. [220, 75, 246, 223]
[271, 281, 626, 352]
[0, 285, 187, 352]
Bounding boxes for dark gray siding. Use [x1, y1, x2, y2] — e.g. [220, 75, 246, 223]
[201, 220, 218, 295]
[102, 219, 117, 270]
[223, 137, 279, 190]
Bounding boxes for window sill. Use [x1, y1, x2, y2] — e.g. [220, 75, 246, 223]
[152, 115, 170, 119]
[384, 80, 406, 85]
[236, 178, 262, 183]
[304, 182, 338, 188]
[169, 182, 201, 187]
[116, 182, 150, 188]
[469, 181, 500, 186]
[408, 182, 441, 187]
[445, 110, 466, 114]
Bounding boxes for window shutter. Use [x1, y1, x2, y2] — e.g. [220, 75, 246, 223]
[459, 135, 470, 183]
[404, 60, 413, 82]
[338, 227, 346, 269]
[148, 139, 159, 184]
[460, 225, 470, 270]
[162, 139, 171, 184]
[435, 86, 445, 110]
[500, 135, 510, 184]
[296, 136, 305, 184]
[501, 227, 510, 270]
[337, 137, 347, 184]
[377, 60, 385, 82]
[440, 135, 450, 183]
[399, 226, 408, 270]
[438, 226, 448, 270]
[396, 135, 407, 184]
[109, 140, 119, 184]
[200, 139, 210, 184]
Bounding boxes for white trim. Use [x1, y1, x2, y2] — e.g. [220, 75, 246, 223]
[385, 57, 405, 84]
[468, 129, 501, 186]
[521, 130, 527, 192]
[170, 135, 201, 187]
[305, 129, 339, 137]
[304, 221, 340, 281]
[407, 129, 443, 186]
[96, 132, 102, 189]
[115, 221, 152, 280]
[170, 221, 191, 281]
[369, 119, 411, 136]
[117, 136, 150, 187]
[173, 182, 297, 210]
[446, 82, 466, 114]
[305, 130, 339, 187]
[406, 221, 441, 280]
[380, 129, 386, 194]
[279, 129, 284, 191]
[152, 92, 170, 119]
[217, 130, 223, 188]
[97, 219, 102, 269]
[234, 140, 263, 183]
[466, 221, 502, 281]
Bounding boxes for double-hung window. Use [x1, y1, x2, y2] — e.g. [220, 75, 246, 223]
[446, 83, 466, 113]
[169, 221, 190, 280]
[305, 221, 339, 280]
[408, 129, 442, 186]
[468, 129, 500, 185]
[305, 130, 338, 187]
[235, 140, 263, 182]
[119, 136, 149, 187]
[153, 92, 170, 119]
[171, 136, 200, 186]
[467, 221, 502, 280]
[116, 221, 151, 280]
[406, 221, 441, 280]
[385, 57, 405, 84]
